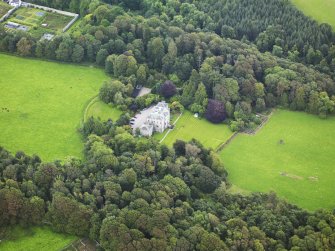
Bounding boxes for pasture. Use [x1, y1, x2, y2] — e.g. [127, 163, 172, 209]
[221, 110, 335, 211]
[156, 111, 233, 149]
[292, 0, 335, 28]
[85, 97, 123, 122]
[0, 226, 76, 251]
[0, 2, 11, 17]
[0, 53, 107, 161]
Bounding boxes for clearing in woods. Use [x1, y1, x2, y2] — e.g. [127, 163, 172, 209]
[0, 53, 108, 161]
[0, 226, 76, 251]
[221, 110, 335, 211]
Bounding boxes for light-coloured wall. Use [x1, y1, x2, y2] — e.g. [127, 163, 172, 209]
[0, 5, 18, 23]
[21, 2, 79, 32]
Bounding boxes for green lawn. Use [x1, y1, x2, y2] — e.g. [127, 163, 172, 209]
[85, 97, 123, 122]
[0, 54, 108, 161]
[0, 2, 12, 17]
[221, 110, 335, 211]
[292, 0, 335, 28]
[156, 111, 233, 149]
[0, 226, 76, 251]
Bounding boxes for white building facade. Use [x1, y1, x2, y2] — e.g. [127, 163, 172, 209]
[139, 102, 170, 136]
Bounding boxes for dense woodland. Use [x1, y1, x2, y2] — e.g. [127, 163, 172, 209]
[1, 0, 335, 250]
[1, 127, 335, 250]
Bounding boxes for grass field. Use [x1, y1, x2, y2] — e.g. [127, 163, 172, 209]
[292, 0, 335, 28]
[221, 110, 335, 211]
[0, 226, 76, 251]
[0, 53, 107, 161]
[0, 1, 12, 17]
[7, 7, 73, 37]
[85, 97, 123, 122]
[156, 111, 233, 149]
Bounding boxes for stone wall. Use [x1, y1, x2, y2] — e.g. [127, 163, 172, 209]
[21, 2, 79, 32]
[0, 5, 18, 23]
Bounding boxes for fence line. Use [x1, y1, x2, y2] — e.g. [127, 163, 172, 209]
[21, 2, 77, 17]
[215, 132, 238, 152]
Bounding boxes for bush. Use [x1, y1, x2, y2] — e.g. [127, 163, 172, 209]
[205, 99, 226, 123]
[160, 80, 177, 98]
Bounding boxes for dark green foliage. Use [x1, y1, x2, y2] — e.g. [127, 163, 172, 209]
[1, 0, 335, 249]
[160, 80, 177, 98]
[1, 137, 335, 250]
[205, 99, 226, 123]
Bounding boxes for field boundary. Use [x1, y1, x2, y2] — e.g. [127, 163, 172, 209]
[216, 110, 274, 152]
[83, 95, 99, 123]
[243, 110, 274, 135]
[215, 132, 238, 152]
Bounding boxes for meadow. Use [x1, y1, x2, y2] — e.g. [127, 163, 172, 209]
[221, 110, 335, 211]
[84, 96, 123, 122]
[0, 54, 107, 161]
[156, 111, 233, 149]
[0, 226, 76, 251]
[292, 0, 335, 28]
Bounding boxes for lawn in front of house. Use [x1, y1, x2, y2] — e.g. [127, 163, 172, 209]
[156, 111, 233, 149]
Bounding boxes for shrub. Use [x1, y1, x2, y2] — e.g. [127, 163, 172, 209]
[160, 80, 177, 98]
[205, 99, 226, 123]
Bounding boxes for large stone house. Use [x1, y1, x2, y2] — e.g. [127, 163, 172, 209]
[131, 101, 170, 137]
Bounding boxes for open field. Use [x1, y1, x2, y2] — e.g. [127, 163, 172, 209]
[0, 226, 76, 251]
[156, 111, 233, 149]
[0, 53, 107, 161]
[0, 1, 12, 17]
[7, 6, 73, 37]
[221, 110, 335, 211]
[292, 0, 335, 28]
[85, 97, 123, 122]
